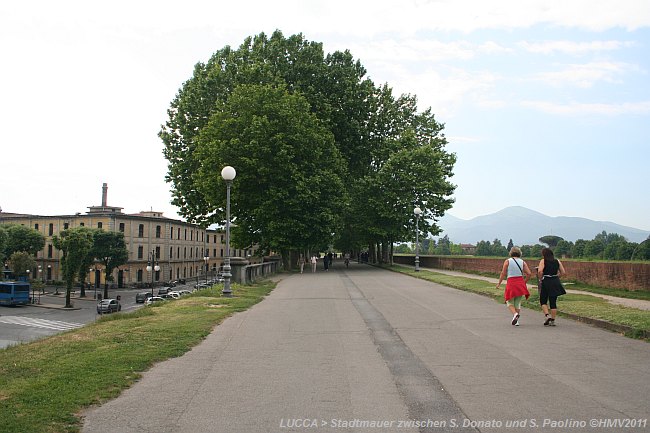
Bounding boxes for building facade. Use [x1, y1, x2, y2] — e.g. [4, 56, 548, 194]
[0, 184, 258, 287]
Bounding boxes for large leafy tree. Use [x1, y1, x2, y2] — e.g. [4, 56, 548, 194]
[1, 224, 45, 257]
[9, 251, 36, 279]
[52, 227, 95, 308]
[194, 84, 345, 265]
[161, 31, 456, 263]
[92, 230, 129, 299]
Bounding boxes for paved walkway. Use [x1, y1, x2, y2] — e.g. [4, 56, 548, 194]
[417, 267, 650, 311]
[82, 264, 650, 433]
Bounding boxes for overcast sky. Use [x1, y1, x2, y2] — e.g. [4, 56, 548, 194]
[1, 0, 649, 232]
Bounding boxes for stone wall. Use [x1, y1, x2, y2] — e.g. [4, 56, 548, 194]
[394, 255, 650, 291]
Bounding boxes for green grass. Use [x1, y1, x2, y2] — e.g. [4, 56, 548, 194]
[385, 265, 650, 339]
[0, 281, 275, 433]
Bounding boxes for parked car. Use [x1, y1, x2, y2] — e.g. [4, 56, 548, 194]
[145, 296, 165, 305]
[177, 290, 192, 296]
[159, 293, 176, 300]
[167, 291, 181, 299]
[135, 292, 153, 303]
[97, 299, 121, 314]
[157, 287, 172, 296]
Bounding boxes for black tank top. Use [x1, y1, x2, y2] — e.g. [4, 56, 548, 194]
[543, 259, 560, 276]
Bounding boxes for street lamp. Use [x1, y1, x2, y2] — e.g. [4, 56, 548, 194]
[203, 254, 209, 284]
[414, 207, 422, 272]
[146, 250, 160, 299]
[221, 165, 236, 297]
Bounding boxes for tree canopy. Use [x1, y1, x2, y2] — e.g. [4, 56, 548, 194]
[160, 30, 456, 263]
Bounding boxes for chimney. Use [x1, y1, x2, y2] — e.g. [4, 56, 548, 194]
[102, 183, 108, 207]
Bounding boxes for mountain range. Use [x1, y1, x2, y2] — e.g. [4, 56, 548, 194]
[434, 206, 650, 245]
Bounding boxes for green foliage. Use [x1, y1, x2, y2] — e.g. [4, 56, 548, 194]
[92, 230, 129, 298]
[52, 227, 95, 307]
[1, 224, 45, 257]
[539, 235, 564, 247]
[8, 251, 36, 278]
[394, 243, 412, 254]
[160, 30, 456, 261]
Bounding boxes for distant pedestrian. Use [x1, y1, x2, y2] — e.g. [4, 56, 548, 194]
[298, 255, 306, 274]
[310, 255, 317, 273]
[496, 247, 531, 326]
[327, 252, 333, 269]
[538, 248, 567, 326]
[323, 255, 329, 271]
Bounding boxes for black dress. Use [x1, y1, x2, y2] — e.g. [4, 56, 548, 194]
[541, 259, 566, 297]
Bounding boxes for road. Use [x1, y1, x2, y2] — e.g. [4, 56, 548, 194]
[81, 263, 650, 433]
[0, 287, 151, 349]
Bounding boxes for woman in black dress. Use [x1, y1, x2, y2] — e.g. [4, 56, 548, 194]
[537, 248, 567, 326]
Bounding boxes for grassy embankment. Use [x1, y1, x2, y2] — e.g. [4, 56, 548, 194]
[0, 281, 275, 433]
[385, 264, 650, 340]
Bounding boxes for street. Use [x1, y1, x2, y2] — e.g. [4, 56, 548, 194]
[0, 287, 149, 349]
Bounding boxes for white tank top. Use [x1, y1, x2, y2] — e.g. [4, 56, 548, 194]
[507, 258, 524, 278]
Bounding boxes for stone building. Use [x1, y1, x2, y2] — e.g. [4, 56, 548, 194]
[0, 184, 258, 287]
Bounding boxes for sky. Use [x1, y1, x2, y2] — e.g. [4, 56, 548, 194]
[1, 0, 649, 231]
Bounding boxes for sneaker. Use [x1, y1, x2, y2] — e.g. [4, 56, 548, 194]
[544, 316, 552, 326]
[511, 314, 520, 326]
[514, 320, 520, 326]
[549, 318, 556, 326]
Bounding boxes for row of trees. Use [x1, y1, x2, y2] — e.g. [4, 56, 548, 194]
[160, 31, 456, 268]
[0, 224, 128, 308]
[398, 231, 650, 261]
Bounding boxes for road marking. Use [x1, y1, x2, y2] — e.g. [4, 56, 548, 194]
[0, 316, 84, 331]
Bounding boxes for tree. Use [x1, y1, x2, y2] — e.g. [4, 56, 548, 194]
[554, 240, 573, 258]
[491, 238, 507, 257]
[583, 239, 605, 259]
[436, 235, 452, 255]
[476, 240, 492, 256]
[394, 244, 412, 254]
[0, 226, 7, 264]
[9, 251, 36, 279]
[539, 235, 564, 248]
[572, 239, 588, 258]
[160, 30, 456, 266]
[52, 227, 94, 308]
[2, 224, 45, 257]
[193, 84, 346, 267]
[92, 230, 129, 299]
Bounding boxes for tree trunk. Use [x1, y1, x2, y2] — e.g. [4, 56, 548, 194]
[65, 283, 72, 309]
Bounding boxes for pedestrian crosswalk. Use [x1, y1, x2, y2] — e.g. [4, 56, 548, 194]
[0, 316, 84, 331]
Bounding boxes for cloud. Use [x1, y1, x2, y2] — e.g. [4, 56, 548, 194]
[533, 61, 641, 88]
[518, 40, 635, 55]
[521, 100, 650, 115]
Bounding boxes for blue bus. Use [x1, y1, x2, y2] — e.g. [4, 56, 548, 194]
[0, 282, 31, 306]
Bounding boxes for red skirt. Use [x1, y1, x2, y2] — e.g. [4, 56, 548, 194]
[504, 276, 530, 302]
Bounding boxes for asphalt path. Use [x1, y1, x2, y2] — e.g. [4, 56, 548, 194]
[81, 263, 650, 433]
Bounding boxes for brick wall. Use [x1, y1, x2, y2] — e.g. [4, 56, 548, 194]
[394, 255, 650, 291]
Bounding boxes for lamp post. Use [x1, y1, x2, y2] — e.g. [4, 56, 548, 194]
[414, 207, 422, 272]
[203, 254, 209, 284]
[221, 165, 236, 297]
[146, 250, 160, 299]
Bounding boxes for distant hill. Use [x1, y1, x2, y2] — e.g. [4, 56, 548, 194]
[435, 206, 650, 245]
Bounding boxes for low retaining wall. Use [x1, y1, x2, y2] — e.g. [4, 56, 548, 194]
[394, 255, 650, 292]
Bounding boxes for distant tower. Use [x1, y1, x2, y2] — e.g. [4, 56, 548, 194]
[102, 183, 108, 207]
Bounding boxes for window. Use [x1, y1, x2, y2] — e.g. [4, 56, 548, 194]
[170, 227, 174, 239]
[97, 222, 103, 229]
[119, 223, 125, 232]
[220, 249, 224, 257]
[177, 247, 180, 259]
[190, 230, 193, 241]
[221, 235, 224, 242]
[156, 225, 161, 238]
[137, 269, 143, 283]
[170, 247, 173, 259]
[64, 223, 69, 230]
[190, 248, 193, 258]
[138, 224, 144, 237]
[80, 222, 85, 227]
[138, 246, 143, 259]
[178, 227, 181, 239]
[47, 244, 53, 258]
[48, 223, 54, 236]
[184, 247, 187, 258]
[213, 235, 217, 243]
[196, 247, 199, 258]
[155, 246, 161, 259]
[35, 223, 39, 230]
[213, 249, 216, 258]
[184, 229, 187, 240]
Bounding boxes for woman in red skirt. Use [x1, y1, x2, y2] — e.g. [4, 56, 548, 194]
[496, 247, 532, 326]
